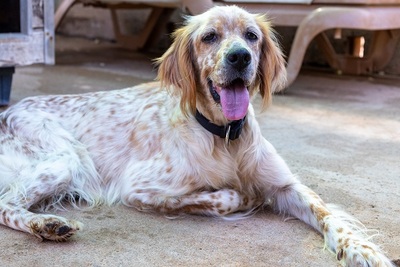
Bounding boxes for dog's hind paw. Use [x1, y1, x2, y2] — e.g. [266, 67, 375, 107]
[29, 216, 83, 242]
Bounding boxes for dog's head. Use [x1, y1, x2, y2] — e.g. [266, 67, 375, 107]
[157, 6, 286, 123]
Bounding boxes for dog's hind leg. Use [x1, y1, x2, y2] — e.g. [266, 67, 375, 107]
[0, 202, 83, 241]
[0, 148, 94, 241]
[0, 150, 99, 241]
[0, 156, 86, 241]
[0, 112, 100, 241]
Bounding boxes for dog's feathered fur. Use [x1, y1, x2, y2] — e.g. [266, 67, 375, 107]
[0, 6, 393, 266]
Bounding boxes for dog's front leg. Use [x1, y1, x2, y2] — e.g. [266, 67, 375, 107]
[254, 139, 394, 267]
[272, 182, 394, 267]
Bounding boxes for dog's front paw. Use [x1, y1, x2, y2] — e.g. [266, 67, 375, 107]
[29, 215, 83, 242]
[336, 239, 394, 267]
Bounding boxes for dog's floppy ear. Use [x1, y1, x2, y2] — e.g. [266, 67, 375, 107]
[155, 23, 197, 116]
[255, 15, 287, 109]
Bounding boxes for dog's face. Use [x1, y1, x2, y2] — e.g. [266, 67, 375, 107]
[192, 7, 264, 121]
[157, 6, 286, 123]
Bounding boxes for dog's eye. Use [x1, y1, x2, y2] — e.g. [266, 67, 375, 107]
[202, 32, 217, 43]
[245, 31, 258, 41]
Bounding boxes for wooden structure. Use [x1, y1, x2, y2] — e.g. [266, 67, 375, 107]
[0, 0, 54, 105]
[0, 0, 54, 67]
[55, 0, 400, 86]
[55, 0, 212, 51]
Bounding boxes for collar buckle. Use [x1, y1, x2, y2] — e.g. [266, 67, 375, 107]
[225, 124, 231, 146]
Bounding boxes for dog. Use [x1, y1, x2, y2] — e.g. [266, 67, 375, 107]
[0, 6, 394, 267]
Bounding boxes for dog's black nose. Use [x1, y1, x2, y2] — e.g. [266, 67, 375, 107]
[226, 48, 251, 71]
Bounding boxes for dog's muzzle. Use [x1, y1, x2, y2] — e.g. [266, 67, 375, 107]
[207, 45, 253, 121]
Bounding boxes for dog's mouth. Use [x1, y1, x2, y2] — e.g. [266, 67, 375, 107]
[208, 78, 249, 121]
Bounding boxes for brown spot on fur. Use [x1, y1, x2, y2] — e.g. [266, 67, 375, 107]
[178, 201, 214, 214]
[139, 124, 149, 132]
[337, 227, 344, 233]
[188, 181, 197, 188]
[2, 210, 7, 224]
[310, 203, 331, 222]
[116, 121, 130, 128]
[362, 252, 370, 259]
[166, 166, 173, 173]
[218, 209, 226, 214]
[362, 244, 373, 250]
[243, 196, 249, 206]
[344, 238, 350, 248]
[309, 191, 321, 199]
[323, 222, 329, 233]
[129, 131, 138, 146]
[143, 103, 157, 111]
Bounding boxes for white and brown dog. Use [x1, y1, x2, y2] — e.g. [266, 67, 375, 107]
[0, 6, 394, 267]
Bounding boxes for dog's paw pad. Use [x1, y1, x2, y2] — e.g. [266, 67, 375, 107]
[30, 216, 83, 242]
[56, 225, 72, 236]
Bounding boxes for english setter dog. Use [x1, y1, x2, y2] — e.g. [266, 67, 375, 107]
[0, 6, 394, 267]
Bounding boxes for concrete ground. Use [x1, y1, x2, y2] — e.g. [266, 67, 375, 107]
[1, 36, 399, 266]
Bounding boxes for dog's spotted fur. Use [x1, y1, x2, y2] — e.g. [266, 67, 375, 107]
[0, 6, 393, 266]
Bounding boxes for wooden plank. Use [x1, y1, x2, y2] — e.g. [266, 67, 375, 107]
[33, 0, 44, 29]
[0, 31, 45, 67]
[44, 0, 55, 64]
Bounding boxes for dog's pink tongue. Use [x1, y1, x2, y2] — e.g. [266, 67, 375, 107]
[219, 82, 249, 120]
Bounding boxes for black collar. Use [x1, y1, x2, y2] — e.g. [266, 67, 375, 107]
[195, 109, 246, 141]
